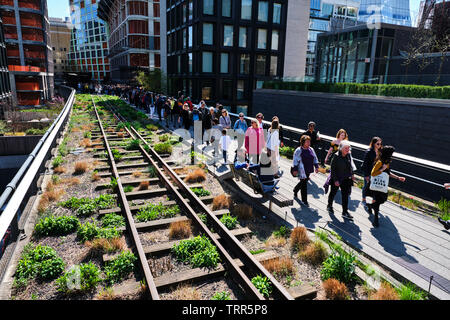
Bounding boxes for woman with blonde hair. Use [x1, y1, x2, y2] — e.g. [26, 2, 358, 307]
[325, 129, 348, 165]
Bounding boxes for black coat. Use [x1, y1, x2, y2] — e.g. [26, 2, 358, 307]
[361, 148, 377, 177]
[330, 151, 353, 183]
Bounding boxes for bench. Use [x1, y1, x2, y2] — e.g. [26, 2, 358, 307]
[229, 164, 293, 212]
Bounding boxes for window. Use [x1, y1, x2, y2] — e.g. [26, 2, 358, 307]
[270, 55, 277, 75]
[239, 27, 247, 47]
[220, 53, 229, 73]
[240, 54, 250, 74]
[273, 3, 281, 23]
[188, 26, 193, 47]
[241, 0, 252, 20]
[271, 30, 279, 50]
[203, 23, 213, 45]
[222, 0, 231, 17]
[183, 29, 187, 48]
[223, 79, 232, 100]
[188, 0, 193, 20]
[256, 80, 264, 89]
[256, 55, 266, 75]
[257, 29, 267, 49]
[202, 51, 213, 72]
[203, 0, 214, 15]
[237, 80, 244, 99]
[258, 1, 268, 22]
[202, 80, 213, 100]
[223, 25, 233, 46]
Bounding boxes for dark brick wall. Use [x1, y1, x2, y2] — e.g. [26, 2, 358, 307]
[252, 89, 450, 164]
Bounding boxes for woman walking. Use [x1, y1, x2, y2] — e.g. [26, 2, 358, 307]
[361, 137, 382, 209]
[266, 118, 282, 177]
[368, 146, 405, 227]
[327, 140, 354, 220]
[219, 109, 231, 130]
[245, 119, 265, 164]
[292, 135, 319, 206]
[180, 103, 191, 131]
[325, 129, 348, 165]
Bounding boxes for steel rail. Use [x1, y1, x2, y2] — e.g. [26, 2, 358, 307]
[91, 96, 160, 300]
[102, 95, 294, 300]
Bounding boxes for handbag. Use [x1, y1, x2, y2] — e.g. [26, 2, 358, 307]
[290, 166, 298, 177]
[369, 172, 389, 193]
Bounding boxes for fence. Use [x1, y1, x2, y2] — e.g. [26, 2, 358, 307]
[0, 85, 75, 282]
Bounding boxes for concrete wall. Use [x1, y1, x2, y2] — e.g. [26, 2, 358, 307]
[0, 136, 43, 156]
[252, 89, 450, 164]
[283, 0, 309, 79]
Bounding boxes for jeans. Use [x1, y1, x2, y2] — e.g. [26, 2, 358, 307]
[223, 150, 227, 163]
[362, 176, 370, 200]
[328, 178, 352, 213]
[294, 175, 310, 203]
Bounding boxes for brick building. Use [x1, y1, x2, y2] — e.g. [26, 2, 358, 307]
[49, 17, 72, 85]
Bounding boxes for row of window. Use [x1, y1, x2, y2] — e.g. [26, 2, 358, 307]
[169, 51, 278, 76]
[168, 24, 279, 53]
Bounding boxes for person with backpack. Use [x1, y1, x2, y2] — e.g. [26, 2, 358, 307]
[361, 137, 382, 210]
[367, 146, 405, 227]
[292, 135, 319, 206]
[326, 140, 355, 220]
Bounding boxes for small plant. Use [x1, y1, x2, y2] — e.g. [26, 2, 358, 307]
[251, 275, 272, 298]
[123, 185, 134, 193]
[299, 240, 328, 265]
[77, 220, 122, 243]
[184, 168, 207, 183]
[168, 220, 192, 239]
[101, 213, 126, 229]
[84, 131, 92, 139]
[146, 124, 158, 131]
[136, 203, 180, 222]
[56, 262, 102, 293]
[273, 226, 290, 238]
[111, 149, 123, 161]
[212, 194, 231, 210]
[211, 291, 231, 300]
[86, 237, 126, 254]
[262, 257, 295, 278]
[396, 282, 427, 300]
[250, 249, 266, 255]
[125, 139, 140, 150]
[154, 142, 172, 154]
[369, 282, 399, 300]
[436, 197, 449, 220]
[233, 203, 253, 220]
[109, 177, 118, 191]
[322, 278, 350, 300]
[159, 134, 170, 142]
[290, 226, 310, 251]
[138, 181, 149, 190]
[220, 213, 238, 230]
[148, 166, 158, 178]
[14, 244, 65, 288]
[191, 187, 211, 197]
[172, 235, 221, 268]
[52, 156, 64, 168]
[74, 161, 89, 174]
[104, 251, 137, 285]
[279, 146, 295, 159]
[34, 215, 80, 237]
[320, 251, 356, 284]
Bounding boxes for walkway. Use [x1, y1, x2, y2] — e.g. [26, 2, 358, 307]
[143, 106, 450, 300]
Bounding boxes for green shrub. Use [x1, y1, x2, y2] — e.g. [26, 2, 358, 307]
[172, 235, 221, 268]
[111, 148, 123, 161]
[34, 215, 80, 236]
[109, 177, 118, 191]
[220, 213, 238, 230]
[84, 131, 92, 139]
[436, 197, 449, 220]
[273, 226, 290, 238]
[148, 166, 158, 178]
[191, 188, 211, 197]
[320, 251, 356, 284]
[125, 139, 141, 150]
[101, 213, 126, 228]
[56, 262, 102, 293]
[135, 203, 179, 222]
[14, 244, 65, 287]
[104, 251, 137, 285]
[396, 282, 427, 300]
[154, 142, 172, 154]
[60, 195, 116, 216]
[123, 185, 134, 193]
[251, 275, 272, 298]
[279, 146, 295, 159]
[211, 291, 231, 300]
[146, 124, 159, 131]
[159, 134, 170, 142]
[52, 155, 64, 168]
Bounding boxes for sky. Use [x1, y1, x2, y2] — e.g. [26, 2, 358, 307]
[47, 0, 423, 25]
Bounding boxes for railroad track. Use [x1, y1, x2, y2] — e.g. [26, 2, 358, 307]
[91, 95, 295, 300]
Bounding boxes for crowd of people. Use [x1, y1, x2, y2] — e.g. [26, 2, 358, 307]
[88, 84, 450, 230]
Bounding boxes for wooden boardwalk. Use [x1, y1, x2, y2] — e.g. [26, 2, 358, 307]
[143, 107, 450, 300]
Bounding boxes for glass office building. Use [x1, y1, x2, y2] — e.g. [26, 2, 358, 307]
[358, 0, 411, 27]
[68, 0, 110, 82]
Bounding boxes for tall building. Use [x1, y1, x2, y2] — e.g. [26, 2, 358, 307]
[49, 17, 72, 85]
[166, 0, 288, 116]
[97, 0, 165, 83]
[68, 0, 110, 82]
[358, 0, 412, 27]
[305, 0, 360, 82]
[0, 0, 54, 106]
[0, 14, 13, 117]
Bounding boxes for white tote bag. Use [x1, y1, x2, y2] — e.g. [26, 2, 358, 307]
[369, 172, 389, 193]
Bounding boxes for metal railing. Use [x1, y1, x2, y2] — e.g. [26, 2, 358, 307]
[0, 86, 75, 279]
